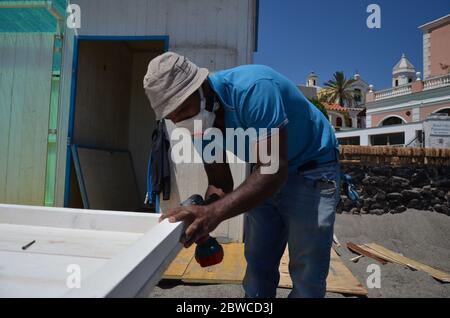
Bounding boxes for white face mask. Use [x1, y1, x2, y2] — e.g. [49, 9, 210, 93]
[175, 87, 218, 135]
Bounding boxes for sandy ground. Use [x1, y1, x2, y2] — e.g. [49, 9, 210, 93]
[150, 210, 450, 298]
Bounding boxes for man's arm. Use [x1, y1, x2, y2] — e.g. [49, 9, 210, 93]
[210, 128, 288, 221]
[161, 128, 289, 247]
[204, 159, 234, 195]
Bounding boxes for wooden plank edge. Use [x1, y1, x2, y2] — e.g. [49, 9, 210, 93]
[347, 242, 388, 265]
[362, 244, 450, 283]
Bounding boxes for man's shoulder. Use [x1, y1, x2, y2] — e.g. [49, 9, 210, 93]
[212, 64, 281, 88]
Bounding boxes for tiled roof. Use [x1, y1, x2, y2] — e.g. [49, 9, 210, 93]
[324, 103, 364, 113]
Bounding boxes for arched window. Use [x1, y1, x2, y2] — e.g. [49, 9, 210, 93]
[346, 117, 353, 127]
[354, 89, 362, 104]
[336, 117, 343, 127]
[395, 80, 399, 87]
[436, 108, 450, 116]
[380, 116, 404, 126]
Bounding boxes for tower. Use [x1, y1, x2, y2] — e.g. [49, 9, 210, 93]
[307, 71, 318, 87]
[392, 54, 416, 87]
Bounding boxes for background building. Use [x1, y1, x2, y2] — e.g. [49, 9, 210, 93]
[335, 14, 450, 147]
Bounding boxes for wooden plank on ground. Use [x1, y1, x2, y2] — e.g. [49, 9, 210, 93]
[361, 243, 450, 283]
[163, 245, 195, 280]
[279, 248, 368, 296]
[164, 243, 367, 296]
[181, 243, 247, 284]
[347, 242, 388, 265]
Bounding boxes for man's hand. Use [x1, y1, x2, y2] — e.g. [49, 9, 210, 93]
[160, 204, 221, 248]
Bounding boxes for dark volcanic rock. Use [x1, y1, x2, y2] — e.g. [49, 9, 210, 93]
[340, 164, 450, 215]
[387, 193, 403, 201]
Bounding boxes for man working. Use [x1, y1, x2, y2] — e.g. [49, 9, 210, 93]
[144, 52, 340, 298]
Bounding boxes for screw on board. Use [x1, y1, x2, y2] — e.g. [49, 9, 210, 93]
[22, 240, 36, 250]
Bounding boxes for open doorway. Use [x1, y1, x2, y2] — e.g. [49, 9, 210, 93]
[65, 36, 168, 212]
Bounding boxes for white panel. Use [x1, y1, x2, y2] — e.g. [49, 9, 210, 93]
[0, 223, 142, 259]
[0, 204, 184, 298]
[0, 250, 107, 298]
[72, 0, 254, 68]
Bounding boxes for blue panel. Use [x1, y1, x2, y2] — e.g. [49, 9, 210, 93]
[0, 0, 67, 33]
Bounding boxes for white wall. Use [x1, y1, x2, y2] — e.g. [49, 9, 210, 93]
[70, 0, 256, 71]
[336, 123, 423, 146]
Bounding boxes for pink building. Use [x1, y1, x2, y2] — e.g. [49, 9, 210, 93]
[335, 14, 450, 147]
[422, 14, 450, 79]
[364, 14, 450, 128]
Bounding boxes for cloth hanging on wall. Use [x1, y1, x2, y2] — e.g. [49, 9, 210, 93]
[146, 120, 171, 209]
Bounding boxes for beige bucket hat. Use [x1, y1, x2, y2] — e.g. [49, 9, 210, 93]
[143, 52, 209, 120]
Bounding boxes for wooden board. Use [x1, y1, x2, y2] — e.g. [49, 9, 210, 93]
[0, 223, 142, 259]
[73, 146, 141, 211]
[177, 243, 247, 284]
[361, 243, 450, 283]
[347, 242, 388, 264]
[0, 204, 156, 233]
[163, 245, 195, 280]
[0, 250, 107, 298]
[279, 248, 367, 296]
[0, 33, 54, 205]
[163, 243, 368, 296]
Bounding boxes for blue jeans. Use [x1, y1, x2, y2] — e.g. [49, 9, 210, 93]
[243, 162, 341, 298]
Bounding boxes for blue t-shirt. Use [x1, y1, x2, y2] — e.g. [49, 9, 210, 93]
[208, 65, 339, 172]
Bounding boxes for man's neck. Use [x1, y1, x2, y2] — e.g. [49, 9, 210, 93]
[203, 80, 225, 132]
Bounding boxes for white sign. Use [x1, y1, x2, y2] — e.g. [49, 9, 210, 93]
[430, 122, 450, 137]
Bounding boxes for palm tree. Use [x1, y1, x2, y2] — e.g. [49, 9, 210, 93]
[321, 71, 356, 107]
[308, 98, 329, 120]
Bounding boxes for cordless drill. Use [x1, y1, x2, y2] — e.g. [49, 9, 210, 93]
[180, 194, 224, 268]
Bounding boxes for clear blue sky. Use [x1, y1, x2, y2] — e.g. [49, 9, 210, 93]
[254, 0, 449, 90]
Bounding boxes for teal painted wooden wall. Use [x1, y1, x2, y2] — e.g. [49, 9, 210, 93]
[54, 27, 74, 207]
[0, 33, 54, 205]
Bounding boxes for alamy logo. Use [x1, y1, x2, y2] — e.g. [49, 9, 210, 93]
[67, 4, 81, 29]
[66, 264, 81, 289]
[170, 120, 280, 175]
[366, 264, 381, 289]
[366, 4, 381, 29]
